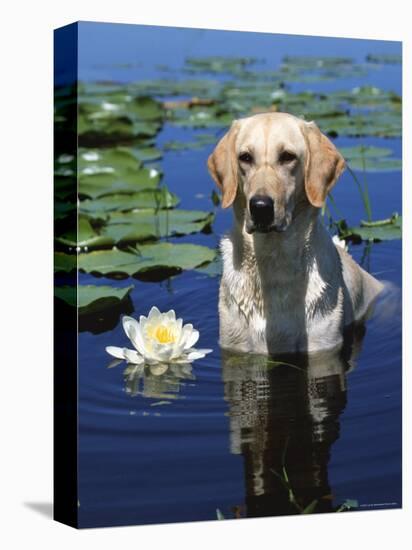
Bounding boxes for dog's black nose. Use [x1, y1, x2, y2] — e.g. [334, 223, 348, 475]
[249, 195, 274, 227]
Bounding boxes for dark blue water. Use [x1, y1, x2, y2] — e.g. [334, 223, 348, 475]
[76, 22, 402, 528]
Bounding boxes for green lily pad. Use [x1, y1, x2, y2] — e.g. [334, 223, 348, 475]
[77, 243, 216, 277]
[282, 56, 354, 69]
[128, 78, 221, 98]
[78, 147, 143, 176]
[55, 284, 134, 315]
[338, 145, 401, 172]
[55, 252, 77, 272]
[79, 167, 161, 199]
[366, 54, 402, 65]
[338, 214, 402, 242]
[163, 133, 217, 151]
[132, 146, 163, 162]
[104, 209, 214, 243]
[339, 145, 393, 160]
[347, 157, 402, 172]
[185, 56, 257, 74]
[170, 107, 233, 129]
[55, 176, 76, 201]
[55, 201, 76, 220]
[78, 116, 162, 146]
[56, 215, 112, 249]
[79, 188, 179, 214]
[56, 208, 213, 249]
[78, 96, 164, 146]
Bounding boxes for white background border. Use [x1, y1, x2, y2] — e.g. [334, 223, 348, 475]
[1, 1, 409, 548]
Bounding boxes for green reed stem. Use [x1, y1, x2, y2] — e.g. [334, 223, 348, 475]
[346, 164, 372, 222]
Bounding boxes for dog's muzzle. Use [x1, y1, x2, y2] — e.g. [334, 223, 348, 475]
[247, 195, 289, 234]
[249, 195, 274, 229]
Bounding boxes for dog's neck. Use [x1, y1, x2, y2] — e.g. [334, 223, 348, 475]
[230, 198, 322, 277]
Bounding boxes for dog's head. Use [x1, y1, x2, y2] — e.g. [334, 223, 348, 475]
[207, 112, 345, 234]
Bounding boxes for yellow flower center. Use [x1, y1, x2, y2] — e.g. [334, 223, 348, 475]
[148, 324, 176, 344]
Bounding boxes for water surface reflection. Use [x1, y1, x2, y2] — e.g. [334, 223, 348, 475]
[222, 325, 366, 516]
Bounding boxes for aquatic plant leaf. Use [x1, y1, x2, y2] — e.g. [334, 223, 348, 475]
[339, 145, 393, 160]
[77, 243, 216, 277]
[79, 189, 179, 213]
[55, 284, 134, 315]
[132, 146, 163, 162]
[185, 56, 257, 74]
[338, 214, 402, 242]
[78, 147, 143, 175]
[347, 157, 402, 172]
[163, 134, 217, 151]
[55, 252, 77, 272]
[79, 167, 161, 199]
[56, 215, 113, 248]
[104, 209, 214, 243]
[281, 56, 354, 69]
[366, 54, 402, 65]
[78, 96, 164, 146]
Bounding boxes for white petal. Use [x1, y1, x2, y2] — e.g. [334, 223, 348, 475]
[122, 316, 146, 356]
[182, 326, 200, 350]
[165, 309, 176, 322]
[147, 306, 161, 321]
[105, 346, 126, 359]
[186, 348, 213, 361]
[178, 323, 192, 349]
[151, 341, 175, 362]
[122, 316, 139, 341]
[123, 349, 144, 364]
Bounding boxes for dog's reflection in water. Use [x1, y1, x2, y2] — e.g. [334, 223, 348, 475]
[222, 324, 366, 517]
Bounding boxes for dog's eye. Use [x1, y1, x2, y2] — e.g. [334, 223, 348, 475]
[239, 152, 253, 164]
[279, 151, 297, 163]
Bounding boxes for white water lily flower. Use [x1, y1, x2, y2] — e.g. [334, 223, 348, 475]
[106, 307, 212, 365]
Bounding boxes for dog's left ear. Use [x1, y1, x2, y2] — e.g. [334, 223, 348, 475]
[302, 121, 346, 208]
[207, 121, 239, 208]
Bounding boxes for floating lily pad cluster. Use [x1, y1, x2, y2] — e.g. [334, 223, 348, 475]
[54, 85, 217, 318]
[155, 55, 402, 137]
[54, 52, 402, 319]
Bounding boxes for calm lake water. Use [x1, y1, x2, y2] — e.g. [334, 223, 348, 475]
[75, 23, 402, 528]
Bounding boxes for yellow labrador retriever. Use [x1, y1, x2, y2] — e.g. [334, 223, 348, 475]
[207, 112, 383, 355]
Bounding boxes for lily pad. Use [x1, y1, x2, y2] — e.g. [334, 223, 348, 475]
[104, 209, 214, 243]
[79, 188, 179, 213]
[282, 56, 354, 69]
[163, 133, 217, 151]
[339, 145, 401, 172]
[79, 167, 161, 199]
[347, 157, 402, 172]
[338, 214, 402, 242]
[170, 108, 234, 129]
[78, 96, 164, 146]
[185, 56, 257, 74]
[132, 146, 163, 162]
[78, 116, 162, 146]
[77, 243, 216, 277]
[366, 54, 402, 65]
[55, 252, 77, 272]
[339, 145, 393, 160]
[55, 284, 134, 315]
[78, 147, 143, 176]
[56, 215, 110, 249]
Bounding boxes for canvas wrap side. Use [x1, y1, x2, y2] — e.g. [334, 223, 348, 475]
[54, 21, 79, 529]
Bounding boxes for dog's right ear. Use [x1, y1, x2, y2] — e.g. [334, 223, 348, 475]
[207, 121, 239, 208]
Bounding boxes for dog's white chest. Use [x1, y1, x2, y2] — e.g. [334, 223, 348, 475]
[218, 236, 345, 354]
